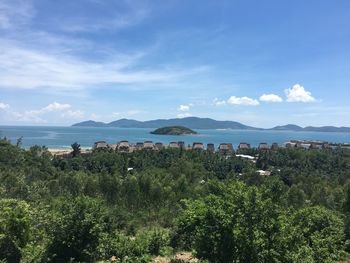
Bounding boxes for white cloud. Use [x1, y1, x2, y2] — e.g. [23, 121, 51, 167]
[10, 110, 46, 123]
[0, 0, 34, 29]
[178, 104, 190, 111]
[177, 112, 192, 118]
[177, 104, 193, 118]
[285, 84, 315, 102]
[227, 96, 259, 106]
[61, 110, 84, 119]
[213, 98, 226, 106]
[58, 6, 149, 33]
[0, 102, 10, 110]
[259, 94, 283, 103]
[0, 42, 208, 91]
[3, 102, 82, 123]
[43, 102, 71, 111]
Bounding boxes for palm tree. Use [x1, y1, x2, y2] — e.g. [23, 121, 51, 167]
[71, 142, 81, 157]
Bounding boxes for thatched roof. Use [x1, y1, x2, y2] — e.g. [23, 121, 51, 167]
[239, 143, 251, 149]
[108, 144, 118, 150]
[118, 141, 129, 149]
[169, 142, 180, 148]
[192, 142, 204, 150]
[219, 143, 230, 150]
[154, 142, 163, 150]
[207, 143, 215, 151]
[93, 141, 108, 149]
[258, 143, 269, 150]
[144, 141, 154, 149]
[271, 143, 279, 150]
[135, 142, 144, 150]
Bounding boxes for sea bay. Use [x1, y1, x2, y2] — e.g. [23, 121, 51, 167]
[1, 126, 350, 149]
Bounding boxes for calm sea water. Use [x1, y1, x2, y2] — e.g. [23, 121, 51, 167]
[0, 126, 350, 149]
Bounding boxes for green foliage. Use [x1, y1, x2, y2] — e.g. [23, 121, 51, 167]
[174, 182, 347, 262]
[43, 196, 109, 262]
[291, 206, 345, 262]
[0, 199, 31, 263]
[0, 139, 350, 262]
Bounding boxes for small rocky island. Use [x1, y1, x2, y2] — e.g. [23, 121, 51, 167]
[150, 126, 198, 135]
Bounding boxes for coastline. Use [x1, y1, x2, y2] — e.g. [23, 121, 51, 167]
[47, 147, 92, 155]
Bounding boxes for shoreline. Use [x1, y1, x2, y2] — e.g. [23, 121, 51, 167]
[47, 147, 92, 155]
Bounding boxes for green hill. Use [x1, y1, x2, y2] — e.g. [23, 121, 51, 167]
[150, 126, 197, 135]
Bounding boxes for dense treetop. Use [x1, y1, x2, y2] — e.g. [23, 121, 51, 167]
[0, 137, 350, 262]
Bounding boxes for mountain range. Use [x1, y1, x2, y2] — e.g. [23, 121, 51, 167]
[72, 117, 350, 133]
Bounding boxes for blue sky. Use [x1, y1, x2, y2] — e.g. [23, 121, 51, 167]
[0, 0, 350, 127]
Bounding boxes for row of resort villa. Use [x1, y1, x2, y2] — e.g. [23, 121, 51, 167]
[92, 139, 350, 154]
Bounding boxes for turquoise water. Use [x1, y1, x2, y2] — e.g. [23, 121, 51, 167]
[0, 126, 350, 149]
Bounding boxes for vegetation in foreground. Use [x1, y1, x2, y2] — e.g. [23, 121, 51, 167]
[1, 138, 350, 262]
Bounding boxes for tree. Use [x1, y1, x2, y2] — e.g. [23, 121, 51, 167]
[16, 136, 23, 147]
[174, 182, 285, 262]
[174, 181, 346, 263]
[71, 142, 81, 157]
[0, 199, 31, 263]
[44, 196, 109, 262]
[291, 206, 345, 262]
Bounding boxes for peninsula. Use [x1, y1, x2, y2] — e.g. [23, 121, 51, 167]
[150, 126, 197, 135]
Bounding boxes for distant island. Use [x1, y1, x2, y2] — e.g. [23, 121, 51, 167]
[72, 117, 350, 133]
[150, 126, 198, 135]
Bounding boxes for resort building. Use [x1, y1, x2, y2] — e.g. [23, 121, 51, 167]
[118, 141, 130, 153]
[192, 142, 204, 150]
[271, 143, 279, 150]
[108, 144, 118, 151]
[178, 141, 186, 149]
[285, 142, 293, 148]
[258, 143, 269, 150]
[227, 143, 234, 152]
[309, 143, 321, 150]
[169, 142, 180, 149]
[218, 143, 232, 155]
[154, 142, 164, 150]
[135, 142, 144, 150]
[93, 141, 108, 150]
[322, 143, 331, 149]
[144, 141, 154, 149]
[238, 142, 251, 150]
[207, 143, 215, 152]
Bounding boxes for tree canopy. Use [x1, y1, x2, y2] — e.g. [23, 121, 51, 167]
[0, 137, 350, 262]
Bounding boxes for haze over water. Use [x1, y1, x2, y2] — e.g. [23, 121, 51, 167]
[1, 126, 349, 149]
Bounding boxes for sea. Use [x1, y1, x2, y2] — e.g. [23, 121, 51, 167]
[1, 126, 350, 149]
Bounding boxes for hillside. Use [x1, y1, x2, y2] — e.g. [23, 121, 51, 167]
[72, 117, 350, 132]
[150, 126, 197, 135]
[270, 124, 304, 131]
[72, 117, 259, 129]
[270, 124, 350, 132]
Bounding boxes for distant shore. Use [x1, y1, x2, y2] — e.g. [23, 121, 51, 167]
[47, 147, 92, 155]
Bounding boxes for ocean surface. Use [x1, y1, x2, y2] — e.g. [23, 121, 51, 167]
[1, 126, 350, 149]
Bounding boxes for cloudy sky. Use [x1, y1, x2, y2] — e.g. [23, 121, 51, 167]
[0, 0, 350, 127]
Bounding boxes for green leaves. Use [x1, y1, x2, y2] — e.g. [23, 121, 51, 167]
[0, 199, 31, 263]
[44, 196, 109, 262]
[174, 182, 346, 263]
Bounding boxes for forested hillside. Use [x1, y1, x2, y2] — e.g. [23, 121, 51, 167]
[1, 138, 350, 262]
